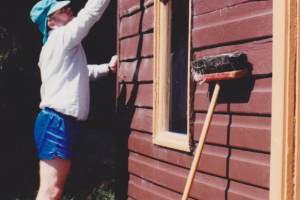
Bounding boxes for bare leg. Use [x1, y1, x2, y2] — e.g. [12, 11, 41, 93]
[36, 154, 71, 200]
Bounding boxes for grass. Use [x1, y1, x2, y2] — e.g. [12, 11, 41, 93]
[8, 179, 115, 200]
[60, 179, 115, 200]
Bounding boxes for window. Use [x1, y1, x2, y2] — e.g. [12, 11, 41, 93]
[153, 0, 191, 152]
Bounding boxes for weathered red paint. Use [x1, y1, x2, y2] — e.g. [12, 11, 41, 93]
[142, 5, 154, 32]
[125, 83, 153, 107]
[119, 0, 140, 17]
[228, 181, 269, 200]
[229, 149, 270, 189]
[120, 36, 140, 61]
[141, 33, 153, 57]
[117, 0, 272, 198]
[130, 107, 153, 133]
[120, 11, 141, 38]
[230, 115, 271, 152]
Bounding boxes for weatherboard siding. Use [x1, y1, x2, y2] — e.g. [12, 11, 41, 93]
[117, 0, 271, 199]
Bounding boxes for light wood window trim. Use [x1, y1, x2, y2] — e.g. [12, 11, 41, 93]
[153, 0, 191, 152]
[270, 0, 298, 199]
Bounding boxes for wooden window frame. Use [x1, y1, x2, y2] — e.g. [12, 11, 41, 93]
[153, 0, 191, 152]
[270, 0, 300, 199]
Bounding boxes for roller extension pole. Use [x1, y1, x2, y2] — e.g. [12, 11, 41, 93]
[182, 81, 221, 200]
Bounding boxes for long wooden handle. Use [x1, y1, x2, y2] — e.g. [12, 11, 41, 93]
[182, 81, 221, 200]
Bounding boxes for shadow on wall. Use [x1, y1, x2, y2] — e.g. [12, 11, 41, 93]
[115, 0, 149, 198]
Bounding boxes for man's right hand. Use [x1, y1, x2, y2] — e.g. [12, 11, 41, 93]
[108, 55, 118, 73]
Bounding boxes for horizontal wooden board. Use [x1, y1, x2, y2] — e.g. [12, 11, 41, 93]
[193, 0, 250, 16]
[194, 114, 271, 152]
[118, 60, 138, 82]
[193, 38, 272, 75]
[229, 149, 270, 189]
[141, 33, 153, 57]
[128, 175, 187, 200]
[194, 82, 228, 112]
[118, 58, 153, 82]
[128, 152, 228, 199]
[194, 113, 229, 146]
[130, 108, 153, 133]
[120, 36, 140, 61]
[194, 77, 272, 115]
[198, 144, 229, 178]
[193, 1, 273, 29]
[120, 11, 141, 38]
[125, 83, 153, 107]
[119, 0, 140, 17]
[128, 131, 229, 178]
[192, 13, 272, 49]
[230, 115, 271, 153]
[228, 181, 269, 200]
[230, 78, 272, 114]
[142, 5, 154, 32]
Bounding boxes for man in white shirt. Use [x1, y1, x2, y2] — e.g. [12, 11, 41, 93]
[30, 0, 116, 199]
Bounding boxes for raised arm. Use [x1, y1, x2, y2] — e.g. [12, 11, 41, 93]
[62, 0, 111, 49]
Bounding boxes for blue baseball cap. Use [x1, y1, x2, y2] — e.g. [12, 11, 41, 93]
[30, 0, 71, 44]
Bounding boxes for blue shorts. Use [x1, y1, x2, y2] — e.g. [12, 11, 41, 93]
[34, 108, 82, 159]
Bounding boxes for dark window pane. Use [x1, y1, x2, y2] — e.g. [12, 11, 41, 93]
[169, 0, 189, 134]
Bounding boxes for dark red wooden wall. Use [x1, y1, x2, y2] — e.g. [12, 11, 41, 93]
[116, 0, 272, 199]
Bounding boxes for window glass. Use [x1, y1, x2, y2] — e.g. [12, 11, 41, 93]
[169, 0, 189, 134]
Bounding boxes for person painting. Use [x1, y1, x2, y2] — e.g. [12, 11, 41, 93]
[30, 0, 116, 199]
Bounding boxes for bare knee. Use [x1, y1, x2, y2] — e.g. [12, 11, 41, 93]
[36, 155, 71, 200]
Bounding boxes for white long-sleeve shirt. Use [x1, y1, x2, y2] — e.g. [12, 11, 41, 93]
[38, 0, 111, 121]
